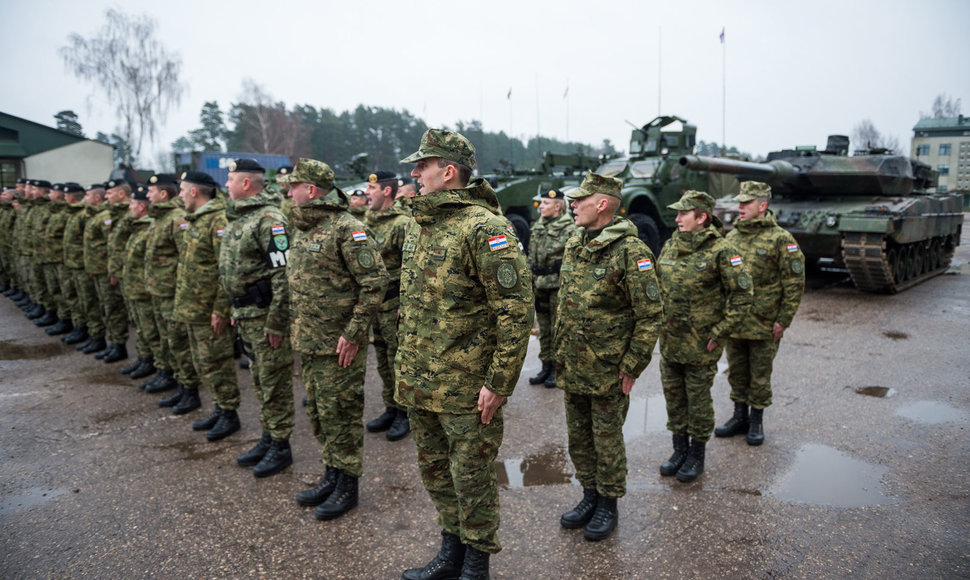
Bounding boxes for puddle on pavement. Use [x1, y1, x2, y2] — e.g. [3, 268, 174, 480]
[895, 400, 965, 424]
[766, 443, 895, 508]
[0, 341, 65, 361]
[146, 441, 226, 462]
[0, 486, 70, 515]
[495, 445, 576, 489]
[623, 394, 667, 441]
[853, 386, 895, 398]
[882, 331, 908, 340]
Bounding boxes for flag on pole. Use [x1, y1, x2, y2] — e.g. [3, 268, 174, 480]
[507, 88, 512, 100]
[719, 27, 725, 43]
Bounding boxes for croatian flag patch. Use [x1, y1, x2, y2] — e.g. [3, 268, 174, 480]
[179, 222, 188, 230]
[730, 255, 743, 267]
[216, 228, 225, 237]
[637, 258, 653, 271]
[787, 243, 799, 253]
[489, 235, 509, 251]
[271, 225, 285, 235]
[352, 231, 367, 242]
[104, 219, 112, 226]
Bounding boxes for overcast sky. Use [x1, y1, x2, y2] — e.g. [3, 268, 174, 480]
[2, 0, 969, 168]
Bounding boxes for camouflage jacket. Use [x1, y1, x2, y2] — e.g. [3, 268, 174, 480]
[28, 198, 51, 259]
[0, 203, 15, 251]
[123, 217, 153, 301]
[41, 201, 67, 264]
[62, 202, 90, 269]
[106, 203, 133, 278]
[288, 192, 388, 355]
[725, 212, 805, 340]
[554, 216, 662, 395]
[528, 212, 578, 291]
[14, 199, 34, 257]
[657, 225, 753, 364]
[173, 197, 232, 324]
[144, 200, 186, 297]
[83, 206, 113, 275]
[364, 202, 410, 311]
[219, 188, 290, 335]
[395, 178, 534, 413]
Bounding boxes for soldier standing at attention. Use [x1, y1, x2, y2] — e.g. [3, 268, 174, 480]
[60, 184, 96, 346]
[716, 181, 804, 446]
[656, 190, 752, 483]
[77, 185, 108, 353]
[101, 180, 134, 364]
[527, 187, 577, 389]
[173, 172, 242, 441]
[26, 180, 54, 325]
[554, 172, 662, 541]
[276, 165, 295, 223]
[120, 186, 160, 380]
[363, 170, 413, 442]
[220, 159, 295, 478]
[283, 159, 387, 520]
[39, 184, 71, 333]
[47, 183, 87, 338]
[396, 129, 533, 580]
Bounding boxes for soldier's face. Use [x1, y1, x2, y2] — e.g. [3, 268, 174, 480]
[105, 187, 125, 205]
[147, 185, 166, 204]
[289, 182, 314, 207]
[366, 182, 388, 210]
[226, 173, 247, 200]
[410, 158, 448, 195]
[570, 195, 603, 228]
[48, 189, 63, 202]
[27, 185, 37, 198]
[737, 199, 767, 221]
[350, 195, 368, 208]
[675, 209, 706, 232]
[129, 199, 147, 218]
[178, 182, 196, 212]
[539, 198, 563, 219]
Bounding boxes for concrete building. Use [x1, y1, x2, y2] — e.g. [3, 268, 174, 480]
[0, 112, 114, 188]
[911, 115, 970, 204]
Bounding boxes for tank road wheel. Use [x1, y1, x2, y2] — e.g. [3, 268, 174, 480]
[629, 213, 662, 255]
[905, 245, 919, 281]
[930, 239, 944, 271]
[507, 213, 531, 253]
[888, 247, 904, 284]
[914, 243, 927, 275]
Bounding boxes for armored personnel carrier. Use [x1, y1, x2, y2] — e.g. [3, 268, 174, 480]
[679, 136, 964, 293]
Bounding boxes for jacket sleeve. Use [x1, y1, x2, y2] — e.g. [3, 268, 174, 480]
[619, 241, 662, 377]
[775, 232, 805, 328]
[339, 223, 389, 345]
[709, 243, 754, 341]
[258, 212, 290, 336]
[210, 214, 232, 319]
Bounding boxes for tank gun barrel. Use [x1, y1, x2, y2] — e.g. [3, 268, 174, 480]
[678, 155, 798, 184]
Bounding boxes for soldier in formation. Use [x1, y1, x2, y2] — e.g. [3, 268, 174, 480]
[120, 186, 159, 380]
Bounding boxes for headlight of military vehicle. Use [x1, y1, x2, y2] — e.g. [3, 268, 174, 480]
[826, 215, 838, 228]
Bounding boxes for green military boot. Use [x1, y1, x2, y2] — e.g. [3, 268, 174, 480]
[747, 408, 765, 446]
[675, 440, 706, 483]
[660, 433, 690, 476]
[402, 531, 466, 580]
[714, 401, 749, 437]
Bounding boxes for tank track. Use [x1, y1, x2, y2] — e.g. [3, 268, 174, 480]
[841, 232, 956, 293]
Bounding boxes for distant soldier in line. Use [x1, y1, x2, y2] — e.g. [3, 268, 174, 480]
[100, 180, 135, 364]
[347, 188, 368, 217]
[120, 186, 160, 380]
[60, 183, 96, 346]
[37, 183, 68, 331]
[220, 159, 295, 478]
[173, 172, 242, 441]
[27, 180, 55, 324]
[0, 187, 17, 295]
[76, 185, 108, 352]
[527, 187, 577, 389]
[656, 190, 752, 483]
[363, 170, 413, 442]
[12, 180, 38, 312]
[46, 183, 87, 337]
[716, 181, 805, 446]
[79, 182, 117, 356]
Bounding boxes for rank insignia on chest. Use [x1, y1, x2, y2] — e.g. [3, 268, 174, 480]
[488, 235, 509, 251]
[593, 267, 607, 280]
[179, 222, 188, 230]
[787, 243, 799, 253]
[429, 247, 446, 261]
[309, 242, 321, 252]
[271, 225, 285, 236]
[216, 228, 225, 237]
[730, 255, 743, 267]
[637, 258, 653, 271]
[104, 219, 112, 226]
[352, 231, 367, 242]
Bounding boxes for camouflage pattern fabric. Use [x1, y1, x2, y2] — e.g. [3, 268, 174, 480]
[130, 298, 160, 361]
[42, 200, 66, 265]
[76, 273, 102, 337]
[235, 315, 294, 441]
[83, 207, 111, 276]
[0, 202, 16, 287]
[106, 203, 134, 281]
[94, 275, 128, 344]
[529, 212, 577, 365]
[173, 197, 231, 325]
[371, 308, 401, 408]
[301, 353, 365, 477]
[61, 202, 90, 324]
[725, 339, 779, 410]
[155, 294, 197, 388]
[124, 217, 158, 358]
[564, 390, 630, 497]
[410, 408, 504, 554]
[149, 296, 174, 373]
[29, 199, 52, 308]
[660, 358, 718, 442]
[144, 200, 186, 298]
[186, 322, 240, 410]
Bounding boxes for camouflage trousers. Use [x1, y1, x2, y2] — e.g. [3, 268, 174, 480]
[725, 338, 779, 410]
[149, 296, 173, 372]
[660, 358, 717, 442]
[76, 273, 102, 336]
[0, 249, 10, 286]
[534, 289, 559, 365]
[564, 389, 630, 498]
[300, 352, 365, 477]
[56, 264, 78, 322]
[187, 322, 240, 411]
[410, 408, 504, 554]
[129, 298, 160, 361]
[94, 276, 128, 344]
[31, 260, 50, 308]
[372, 305, 402, 410]
[43, 265, 64, 318]
[150, 296, 195, 387]
[236, 316, 294, 441]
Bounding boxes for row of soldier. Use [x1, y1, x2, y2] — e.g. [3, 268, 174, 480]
[0, 127, 804, 580]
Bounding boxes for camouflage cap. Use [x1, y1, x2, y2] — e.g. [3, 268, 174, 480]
[400, 129, 477, 170]
[668, 190, 715, 214]
[278, 158, 334, 190]
[567, 172, 622, 200]
[733, 180, 772, 202]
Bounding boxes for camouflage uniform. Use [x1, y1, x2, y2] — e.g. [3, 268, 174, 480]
[28, 196, 53, 310]
[219, 187, 294, 441]
[657, 223, 752, 442]
[555, 215, 662, 498]
[81, 203, 108, 340]
[724, 210, 804, 410]
[0, 198, 14, 288]
[16, 198, 36, 299]
[529, 209, 578, 366]
[63, 202, 93, 329]
[104, 202, 133, 343]
[124, 215, 160, 363]
[395, 174, 534, 554]
[288, 185, 388, 477]
[42, 199, 70, 320]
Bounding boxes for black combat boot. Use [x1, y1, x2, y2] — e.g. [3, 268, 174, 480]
[34, 311, 58, 327]
[120, 357, 142, 375]
[45, 318, 72, 336]
[747, 408, 765, 446]
[172, 387, 201, 415]
[560, 487, 599, 529]
[296, 466, 339, 506]
[82, 336, 107, 354]
[675, 440, 706, 483]
[158, 384, 184, 407]
[366, 407, 397, 432]
[543, 366, 557, 388]
[62, 325, 88, 344]
[237, 432, 272, 467]
[206, 409, 240, 441]
[660, 433, 690, 476]
[193, 406, 222, 431]
[583, 496, 619, 541]
[253, 438, 292, 478]
[458, 546, 490, 580]
[402, 531, 466, 580]
[387, 409, 410, 441]
[102, 343, 128, 363]
[314, 471, 358, 520]
[128, 358, 156, 379]
[714, 401, 749, 438]
[140, 369, 165, 390]
[529, 363, 553, 385]
[93, 342, 111, 359]
[145, 369, 177, 393]
[26, 304, 45, 319]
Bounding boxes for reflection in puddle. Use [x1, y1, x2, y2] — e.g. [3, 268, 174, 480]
[0, 486, 69, 515]
[623, 394, 667, 442]
[895, 401, 965, 424]
[495, 446, 576, 489]
[767, 444, 895, 508]
[854, 386, 895, 398]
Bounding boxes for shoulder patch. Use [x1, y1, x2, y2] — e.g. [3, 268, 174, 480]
[216, 228, 225, 237]
[791, 259, 804, 274]
[738, 272, 752, 290]
[646, 281, 660, 301]
[730, 255, 743, 267]
[271, 224, 286, 235]
[273, 235, 288, 251]
[352, 230, 367, 242]
[358, 248, 376, 269]
[488, 235, 509, 252]
[496, 262, 518, 289]
[787, 243, 799, 253]
[637, 258, 653, 271]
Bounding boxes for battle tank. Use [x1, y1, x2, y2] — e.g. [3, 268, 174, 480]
[679, 136, 964, 293]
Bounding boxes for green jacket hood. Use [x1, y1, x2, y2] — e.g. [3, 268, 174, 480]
[226, 188, 284, 220]
[581, 216, 639, 253]
[409, 177, 500, 224]
[186, 196, 226, 222]
[291, 195, 348, 231]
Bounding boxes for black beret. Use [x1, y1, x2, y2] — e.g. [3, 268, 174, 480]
[105, 179, 131, 189]
[368, 170, 397, 183]
[350, 189, 367, 197]
[180, 171, 219, 188]
[132, 185, 149, 202]
[148, 173, 178, 186]
[51, 183, 64, 191]
[228, 159, 264, 173]
[16, 177, 27, 184]
[33, 180, 52, 189]
[89, 183, 106, 190]
[277, 165, 294, 175]
[538, 188, 565, 200]
[63, 182, 85, 194]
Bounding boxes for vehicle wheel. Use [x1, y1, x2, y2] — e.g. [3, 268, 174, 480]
[628, 213, 662, 255]
[888, 247, 903, 283]
[507, 213, 531, 253]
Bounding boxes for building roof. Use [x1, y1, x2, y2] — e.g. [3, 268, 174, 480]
[0, 111, 113, 159]
[912, 115, 970, 133]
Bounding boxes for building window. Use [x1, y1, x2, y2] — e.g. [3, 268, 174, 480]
[938, 164, 949, 176]
[916, 144, 930, 156]
[939, 144, 951, 156]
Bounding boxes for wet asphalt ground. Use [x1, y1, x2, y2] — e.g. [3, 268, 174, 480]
[1, 230, 969, 579]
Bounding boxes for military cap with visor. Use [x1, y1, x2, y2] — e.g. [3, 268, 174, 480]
[180, 171, 220, 189]
[567, 172, 622, 200]
[400, 128, 477, 170]
[227, 158, 265, 173]
[277, 158, 335, 191]
[148, 173, 179, 186]
[668, 190, 716, 215]
[732, 180, 772, 202]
